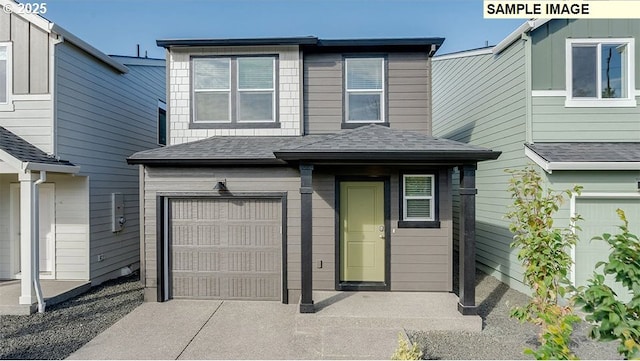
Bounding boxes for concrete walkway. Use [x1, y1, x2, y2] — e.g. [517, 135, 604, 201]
[68, 292, 481, 360]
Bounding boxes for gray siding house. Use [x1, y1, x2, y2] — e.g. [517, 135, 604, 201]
[128, 37, 500, 315]
[432, 19, 640, 298]
[0, 2, 165, 314]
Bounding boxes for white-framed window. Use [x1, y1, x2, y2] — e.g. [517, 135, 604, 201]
[345, 57, 385, 123]
[0, 42, 12, 109]
[192, 56, 276, 124]
[402, 174, 435, 221]
[566, 38, 636, 107]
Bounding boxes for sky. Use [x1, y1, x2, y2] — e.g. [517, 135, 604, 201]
[41, 0, 524, 59]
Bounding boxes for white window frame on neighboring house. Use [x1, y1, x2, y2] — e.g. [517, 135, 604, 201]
[565, 38, 636, 108]
[345, 57, 385, 123]
[402, 174, 435, 221]
[0, 42, 13, 111]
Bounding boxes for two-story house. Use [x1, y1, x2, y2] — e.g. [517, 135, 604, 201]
[128, 37, 500, 315]
[432, 19, 640, 299]
[0, 1, 165, 314]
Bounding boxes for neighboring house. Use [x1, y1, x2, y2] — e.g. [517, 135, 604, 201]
[432, 19, 640, 298]
[127, 36, 501, 315]
[0, 1, 165, 313]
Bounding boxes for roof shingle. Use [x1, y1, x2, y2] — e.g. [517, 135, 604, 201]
[0, 126, 75, 167]
[526, 143, 640, 163]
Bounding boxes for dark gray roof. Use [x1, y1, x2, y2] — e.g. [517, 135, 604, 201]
[128, 124, 500, 165]
[275, 124, 500, 162]
[157, 36, 445, 52]
[0, 126, 75, 166]
[526, 143, 640, 163]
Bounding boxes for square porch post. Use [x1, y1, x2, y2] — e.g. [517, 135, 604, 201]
[299, 164, 314, 313]
[458, 164, 478, 315]
[18, 171, 36, 305]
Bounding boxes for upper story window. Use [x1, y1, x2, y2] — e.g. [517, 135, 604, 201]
[192, 56, 277, 127]
[345, 57, 385, 123]
[0, 43, 11, 106]
[566, 38, 636, 107]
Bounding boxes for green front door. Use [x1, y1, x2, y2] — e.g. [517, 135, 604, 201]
[340, 181, 385, 283]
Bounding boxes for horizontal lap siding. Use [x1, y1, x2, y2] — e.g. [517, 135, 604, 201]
[304, 52, 432, 134]
[532, 96, 640, 142]
[55, 42, 165, 283]
[390, 171, 452, 291]
[432, 43, 530, 293]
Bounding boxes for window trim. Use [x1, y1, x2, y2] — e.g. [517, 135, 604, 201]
[344, 56, 386, 124]
[190, 55, 279, 127]
[398, 173, 440, 228]
[157, 100, 167, 146]
[0, 42, 13, 111]
[565, 38, 636, 108]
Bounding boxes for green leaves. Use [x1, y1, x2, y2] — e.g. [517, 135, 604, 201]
[505, 167, 582, 359]
[572, 209, 640, 360]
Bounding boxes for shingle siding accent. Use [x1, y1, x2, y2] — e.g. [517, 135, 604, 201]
[168, 46, 302, 144]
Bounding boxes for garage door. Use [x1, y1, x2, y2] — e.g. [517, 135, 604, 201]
[170, 198, 282, 300]
[575, 197, 640, 303]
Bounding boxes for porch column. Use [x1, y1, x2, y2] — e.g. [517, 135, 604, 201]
[458, 164, 478, 315]
[18, 171, 36, 305]
[299, 164, 314, 313]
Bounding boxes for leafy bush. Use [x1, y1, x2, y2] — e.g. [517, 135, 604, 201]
[573, 209, 640, 360]
[506, 167, 582, 360]
[391, 333, 423, 360]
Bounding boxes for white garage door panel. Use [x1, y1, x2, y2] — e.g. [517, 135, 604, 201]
[575, 198, 640, 303]
[170, 198, 282, 300]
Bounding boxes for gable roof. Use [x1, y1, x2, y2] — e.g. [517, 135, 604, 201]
[525, 142, 640, 172]
[0, 126, 79, 173]
[128, 125, 500, 166]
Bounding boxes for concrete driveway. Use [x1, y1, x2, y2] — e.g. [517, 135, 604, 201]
[68, 292, 481, 360]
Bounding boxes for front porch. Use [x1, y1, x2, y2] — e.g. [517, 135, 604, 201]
[0, 279, 90, 315]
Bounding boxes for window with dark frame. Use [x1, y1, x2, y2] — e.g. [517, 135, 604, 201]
[345, 57, 385, 123]
[398, 173, 440, 228]
[158, 100, 167, 146]
[192, 56, 277, 126]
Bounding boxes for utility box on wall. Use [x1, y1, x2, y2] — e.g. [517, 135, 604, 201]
[112, 192, 126, 232]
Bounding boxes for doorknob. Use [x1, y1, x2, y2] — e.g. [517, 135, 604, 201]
[379, 234, 384, 239]
[378, 225, 384, 232]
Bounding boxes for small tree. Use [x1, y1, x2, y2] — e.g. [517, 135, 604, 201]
[573, 209, 640, 360]
[506, 167, 582, 360]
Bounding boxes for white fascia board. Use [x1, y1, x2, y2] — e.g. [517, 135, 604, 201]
[0, 148, 23, 171]
[22, 162, 80, 174]
[50, 24, 129, 74]
[493, 19, 551, 55]
[525, 146, 640, 173]
[434, 48, 493, 61]
[0, 0, 51, 33]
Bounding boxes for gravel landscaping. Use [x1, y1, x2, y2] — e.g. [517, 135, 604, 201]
[409, 270, 622, 360]
[0, 273, 143, 360]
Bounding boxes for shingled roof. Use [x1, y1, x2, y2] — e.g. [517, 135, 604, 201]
[128, 125, 500, 165]
[526, 142, 640, 163]
[0, 126, 76, 169]
[274, 124, 500, 162]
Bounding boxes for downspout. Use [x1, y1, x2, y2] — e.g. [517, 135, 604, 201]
[32, 171, 46, 313]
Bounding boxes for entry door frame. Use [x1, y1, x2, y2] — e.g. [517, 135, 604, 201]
[335, 176, 391, 291]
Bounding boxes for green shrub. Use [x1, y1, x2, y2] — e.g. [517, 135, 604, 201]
[573, 209, 640, 360]
[506, 167, 582, 360]
[391, 333, 423, 360]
